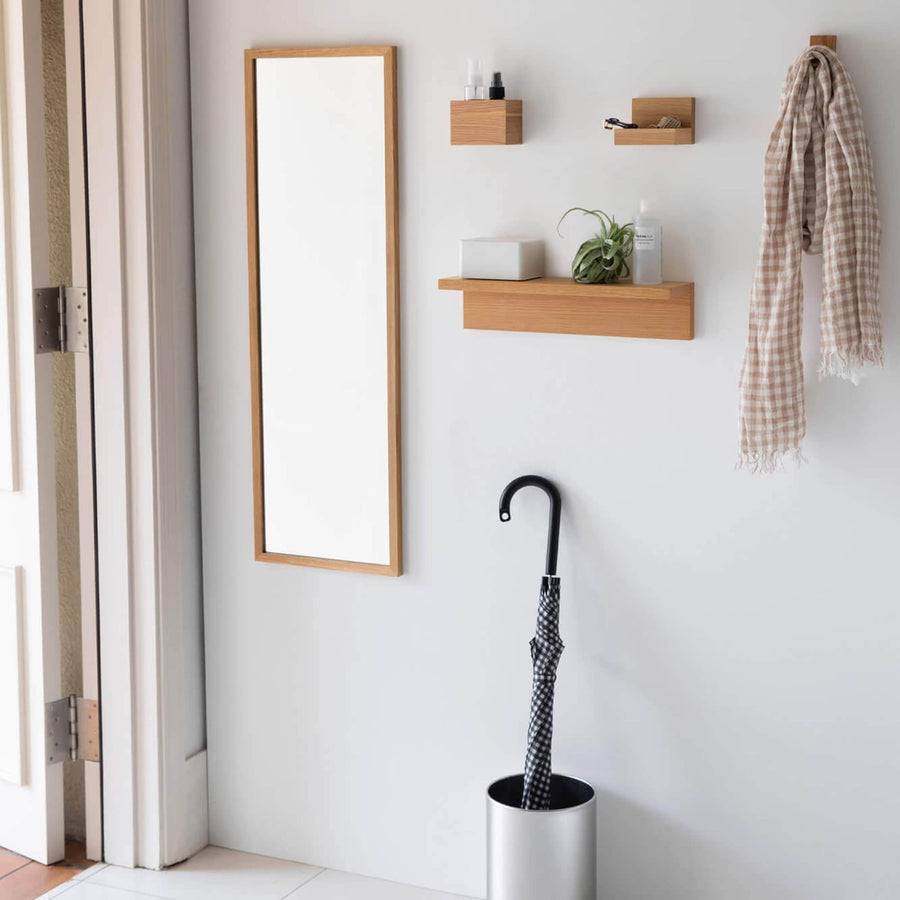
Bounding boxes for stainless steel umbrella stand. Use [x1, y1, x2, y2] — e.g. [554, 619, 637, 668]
[487, 475, 597, 900]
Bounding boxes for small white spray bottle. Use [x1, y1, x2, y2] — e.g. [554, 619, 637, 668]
[465, 58, 484, 100]
[633, 201, 662, 285]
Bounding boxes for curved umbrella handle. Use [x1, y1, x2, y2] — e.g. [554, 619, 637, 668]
[499, 475, 562, 576]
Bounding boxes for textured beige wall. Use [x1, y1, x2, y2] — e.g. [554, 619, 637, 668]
[41, 0, 84, 842]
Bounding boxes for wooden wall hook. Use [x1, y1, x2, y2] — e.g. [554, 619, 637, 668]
[810, 34, 837, 50]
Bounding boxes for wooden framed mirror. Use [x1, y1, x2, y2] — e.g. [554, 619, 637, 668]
[245, 46, 401, 575]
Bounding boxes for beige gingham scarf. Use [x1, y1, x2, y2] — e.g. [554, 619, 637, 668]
[738, 46, 882, 472]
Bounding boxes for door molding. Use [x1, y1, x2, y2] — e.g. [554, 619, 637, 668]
[62, 0, 101, 861]
[82, 0, 207, 869]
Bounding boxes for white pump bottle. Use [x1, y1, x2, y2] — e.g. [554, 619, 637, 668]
[633, 201, 662, 285]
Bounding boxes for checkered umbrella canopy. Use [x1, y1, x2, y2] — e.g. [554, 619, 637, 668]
[499, 474, 564, 811]
[521, 575, 565, 810]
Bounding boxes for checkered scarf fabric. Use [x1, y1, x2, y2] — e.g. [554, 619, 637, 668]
[521, 576, 564, 810]
[738, 46, 882, 472]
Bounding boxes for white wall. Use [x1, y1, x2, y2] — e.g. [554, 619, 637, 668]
[188, 1, 900, 897]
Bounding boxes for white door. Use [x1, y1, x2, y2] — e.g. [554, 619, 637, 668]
[0, 0, 67, 864]
[0, 0, 204, 869]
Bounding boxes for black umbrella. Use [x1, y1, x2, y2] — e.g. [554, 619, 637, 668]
[499, 475, 564, 811]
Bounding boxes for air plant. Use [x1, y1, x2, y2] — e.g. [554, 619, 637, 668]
[557, 207, 634, 284]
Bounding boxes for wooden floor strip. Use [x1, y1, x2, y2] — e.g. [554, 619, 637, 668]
[0, 861, 76, 899]
[0, 852, 29, 880]
[0, 842, 91, 900]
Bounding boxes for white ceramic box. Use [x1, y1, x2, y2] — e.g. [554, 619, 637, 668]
[460, 237, 545, 281]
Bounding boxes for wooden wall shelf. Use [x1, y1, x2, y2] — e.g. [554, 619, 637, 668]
[614, 97, 695, 145]
[450, 100, 522, 145]
[438, 277, 694, 340]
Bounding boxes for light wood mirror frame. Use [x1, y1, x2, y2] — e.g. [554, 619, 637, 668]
[245, 46, 401, 576]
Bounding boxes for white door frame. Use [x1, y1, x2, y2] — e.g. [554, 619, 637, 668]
[62, 0, 102, 861]
[81, 0, 207, 869]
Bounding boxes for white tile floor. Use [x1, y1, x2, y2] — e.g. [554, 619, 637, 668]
[36, 846, 474, 900]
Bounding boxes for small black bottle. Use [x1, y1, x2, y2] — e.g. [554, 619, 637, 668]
[488, 72, 505, 100]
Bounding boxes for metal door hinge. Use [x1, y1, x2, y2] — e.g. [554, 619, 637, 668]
[34, 286, 89, 353]
[46, 695, 100, 764]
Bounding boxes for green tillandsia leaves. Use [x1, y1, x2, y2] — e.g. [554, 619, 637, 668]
[557, 207, 635, 284]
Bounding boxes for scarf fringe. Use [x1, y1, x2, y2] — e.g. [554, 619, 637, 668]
[736, 447, 805, 475]
[818, 344, 884, 384]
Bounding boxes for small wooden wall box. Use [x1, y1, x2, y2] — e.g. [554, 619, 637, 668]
[450, 100, 523, 145]
[614, 97, 695, 145]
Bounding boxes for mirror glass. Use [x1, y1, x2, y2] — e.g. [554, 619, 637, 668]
[246, 48, 400, 575]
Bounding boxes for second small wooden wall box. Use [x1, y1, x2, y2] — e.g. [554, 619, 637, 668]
[450, 100, 523, 145]
[614, 97, 695, 145]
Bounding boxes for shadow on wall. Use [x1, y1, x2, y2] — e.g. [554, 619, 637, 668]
[595, 790, 797, 900]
